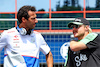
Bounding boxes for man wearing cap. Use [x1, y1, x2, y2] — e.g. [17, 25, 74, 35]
[65, 17, 100, 67]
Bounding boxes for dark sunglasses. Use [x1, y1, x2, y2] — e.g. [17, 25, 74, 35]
[70, 25, 80, 28]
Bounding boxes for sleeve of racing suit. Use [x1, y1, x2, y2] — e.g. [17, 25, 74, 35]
[0, 31, 7, 51]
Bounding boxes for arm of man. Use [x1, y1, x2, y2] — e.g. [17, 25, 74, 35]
[0, 31, 7, 51]
[46, 51, 53, 67]
[70, 40, 87, 51]
[70, 33, 98, 52]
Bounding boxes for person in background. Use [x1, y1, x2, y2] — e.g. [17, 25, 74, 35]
[0, 5, 53, 67]
[66, 17, 100, 67]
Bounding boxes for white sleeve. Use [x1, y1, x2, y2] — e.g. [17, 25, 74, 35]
[0, 31, 7, 51]
[39, 34, 50, 55]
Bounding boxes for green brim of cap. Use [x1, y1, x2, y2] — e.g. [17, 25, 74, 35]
[68, 22, 83, 28]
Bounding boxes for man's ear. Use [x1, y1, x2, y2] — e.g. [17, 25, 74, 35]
[85, 25, 89, 31]
[22, 17, 26, 23]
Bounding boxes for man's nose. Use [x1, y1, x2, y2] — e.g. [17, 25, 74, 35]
[35, 18, 38, 23]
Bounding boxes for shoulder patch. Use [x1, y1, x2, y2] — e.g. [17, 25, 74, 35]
[80, 33, 98, 44]
[7, 31, 15, 33]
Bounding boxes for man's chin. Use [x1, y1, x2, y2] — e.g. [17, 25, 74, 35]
[30, 27, 35, 29]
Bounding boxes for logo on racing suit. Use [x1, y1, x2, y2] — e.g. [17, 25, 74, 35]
[13, 35, 20, 48]
[75, 54, 88, 67]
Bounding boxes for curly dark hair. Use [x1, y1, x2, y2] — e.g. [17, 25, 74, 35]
[17, 5, 36, 23]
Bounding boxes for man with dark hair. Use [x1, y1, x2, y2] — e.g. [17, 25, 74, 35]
[17, 6, 36, 23]
[65, 17, 100, 67]
[0, 5, 53, 67]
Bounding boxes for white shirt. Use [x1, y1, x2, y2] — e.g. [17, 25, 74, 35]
[0, 27, 50, 67]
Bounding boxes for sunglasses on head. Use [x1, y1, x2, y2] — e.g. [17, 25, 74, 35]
[70, 25, 81, 28]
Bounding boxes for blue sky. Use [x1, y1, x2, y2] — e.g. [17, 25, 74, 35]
[0, 0, 96, 12]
